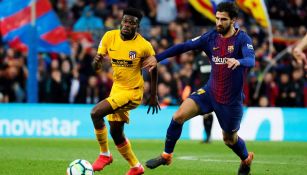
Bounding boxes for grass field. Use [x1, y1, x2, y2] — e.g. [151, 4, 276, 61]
[1, 138, 307, 175]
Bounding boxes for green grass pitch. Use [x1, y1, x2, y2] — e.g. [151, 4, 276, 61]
[1, 138, 307, 175]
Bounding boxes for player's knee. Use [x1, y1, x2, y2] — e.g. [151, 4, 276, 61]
[90, 107, 100, 119]
[223, 135, 237, 145]
[173, 112, 185, 124]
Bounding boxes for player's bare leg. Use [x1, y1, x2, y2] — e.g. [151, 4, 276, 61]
[91, 100, 114, 171]
[146, 98, 199, 169]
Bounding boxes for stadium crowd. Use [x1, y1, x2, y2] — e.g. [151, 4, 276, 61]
[0, 0, 306, 107]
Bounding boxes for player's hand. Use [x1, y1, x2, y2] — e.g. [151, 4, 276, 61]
[146, 95, 161, 115]
[292, 47, 307, 70]
[226, 58, 240, 70]
[92, 54, 103, 71]
[143, 56, 158, 72]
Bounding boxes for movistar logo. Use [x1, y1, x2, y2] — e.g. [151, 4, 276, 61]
[212, 56, 228, 64]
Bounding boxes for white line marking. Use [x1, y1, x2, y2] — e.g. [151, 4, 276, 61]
[177, 156, 307, 166]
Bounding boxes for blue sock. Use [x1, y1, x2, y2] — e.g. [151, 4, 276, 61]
[227, 136, 248, 160]
[164, 119, 183, 154]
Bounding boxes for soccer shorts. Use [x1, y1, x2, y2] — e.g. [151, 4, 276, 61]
[106, 86, 143, 123]
[189, 88, 243, 133]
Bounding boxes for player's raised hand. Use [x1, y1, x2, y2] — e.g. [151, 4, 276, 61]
[146, 95, 161, 115]
[226, 58, 240, 70]
[292, 47, 307, 70]
[143, 56, 158, 72]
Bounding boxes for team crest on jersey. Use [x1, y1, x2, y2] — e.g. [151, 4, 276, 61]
[228, 45, 234, 53]
[129, 51, 136, 60]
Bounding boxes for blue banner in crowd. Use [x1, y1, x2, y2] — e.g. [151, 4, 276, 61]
[0, 104, 306, 141]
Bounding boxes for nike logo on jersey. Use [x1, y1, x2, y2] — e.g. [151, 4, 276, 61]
[213, 47, 219, 51]
[109, 48, 116, 51]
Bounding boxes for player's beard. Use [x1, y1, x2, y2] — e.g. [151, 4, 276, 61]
[217, 24, 231, 35]
[120, 26, 137, 40]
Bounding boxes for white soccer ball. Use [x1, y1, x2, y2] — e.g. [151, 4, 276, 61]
[67, 159, 94, 175]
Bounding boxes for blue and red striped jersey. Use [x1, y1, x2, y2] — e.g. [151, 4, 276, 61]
[156, 29, 255, 104]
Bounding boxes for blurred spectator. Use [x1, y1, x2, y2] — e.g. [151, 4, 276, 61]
[156, 0, 177, 25]
[73, 6, 104, 32]
[68, 66, 87, 103]
[259, 72, 279, 106]
[158, 82, 177, 107]
[0, 63, 9, 102]
[276, 72, 291, 107]
[44, 69, 68, 103]
[94, 0, 111, 21]
[71, 0, 86, 21]
[258, 96, 269, 107]
[0, 0, 306, 108]
[289, 68, 305, 106]
[86, 75, 100, 104]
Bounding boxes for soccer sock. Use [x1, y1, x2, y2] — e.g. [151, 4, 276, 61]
[94, 126, 109, 155]
[164, 118, 183, 154]
[227, 136, 248, 160]
[117, 139, 139, 167]
[204, 114, 213, 142]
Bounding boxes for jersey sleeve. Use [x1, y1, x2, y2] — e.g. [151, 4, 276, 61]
[238, 33, 255, 68]
[156, 33, 208, 62]
[97, 31, 110, 55]
[143, 41, 155, 57]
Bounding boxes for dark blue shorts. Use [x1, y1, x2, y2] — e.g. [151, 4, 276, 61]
[189, 88, 243, 133]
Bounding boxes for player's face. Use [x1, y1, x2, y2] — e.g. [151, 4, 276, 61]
[120, 15, 139, 39]
[215, 11, 233, 35]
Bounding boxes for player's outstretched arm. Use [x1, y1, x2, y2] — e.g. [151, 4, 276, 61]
[146, 67, 161, 115]
[293, 34, 307, 70]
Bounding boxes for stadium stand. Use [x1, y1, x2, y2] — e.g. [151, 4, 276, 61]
[0, 0, 306, 107]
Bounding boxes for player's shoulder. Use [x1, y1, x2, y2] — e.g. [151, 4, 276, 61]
[201, 29, 219, 40]
[135, 33, 148, 42]
[104, 29, 119, 36]
[236, 29, 251, 39]
[135, 33, 152, 46]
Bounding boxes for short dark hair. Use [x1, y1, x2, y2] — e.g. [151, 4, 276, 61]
[216, 1, 239, 19]
[123, 7, 143, 22]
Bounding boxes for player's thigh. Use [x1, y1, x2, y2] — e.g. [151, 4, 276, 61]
[107, 88, 142, 111]
[91, 99, 113, 117]
[188, 88, 213, 114]
[214, 103, 243, 133]
[173, 98, 200, 123]
[106, 88, 142, 123]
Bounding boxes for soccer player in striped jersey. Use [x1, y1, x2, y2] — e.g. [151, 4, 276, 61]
[144, 2, 255, 175]
[91, 7, 160, 175]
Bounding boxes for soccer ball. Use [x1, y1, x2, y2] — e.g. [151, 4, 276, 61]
[66, 159, 94, 175]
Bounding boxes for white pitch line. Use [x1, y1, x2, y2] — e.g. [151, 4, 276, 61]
[177, 156, 307, 166]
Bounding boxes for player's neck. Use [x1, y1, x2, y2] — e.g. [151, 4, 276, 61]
[221, 27, 235, 38]
[120, 33, 137, 41]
